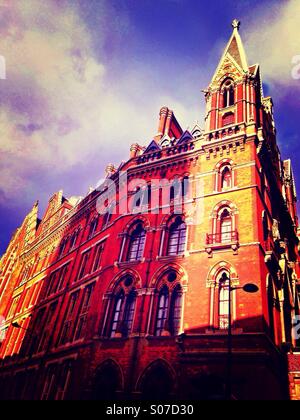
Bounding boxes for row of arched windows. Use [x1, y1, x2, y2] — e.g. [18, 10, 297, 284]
[104, 272, 184, 339]
[57, 163, 236, 261]
[105, 268, 238, 339]
[122, 216, 187, 262]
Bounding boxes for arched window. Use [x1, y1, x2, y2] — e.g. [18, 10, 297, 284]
[182, 176, 190, 199]
[88, 217, 98, 239]
[170, 286, 183, 336]
[222, 79, 234, 108]
[221, 166, 232, 190]
[109, 286, 136, 338]
[58, 239, 67, 257]
[154, 272, 183, 337]
[70, 230, 79, 250]
[102, 202, 115, 230]
[102, 211, 111, 229]
[155, 287, 169, 337]
[142, 184, 152, 207]
[110, 292, 125, 338]
[169, 178, 181, 202]
[167, 217, 187, 256]
[218, 272, 230, 329]
[220, 209, 232, 243]
[127, 223, 146, 261]
[123, 291, 136, 336]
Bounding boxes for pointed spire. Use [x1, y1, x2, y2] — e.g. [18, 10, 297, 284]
[209, 19, 249, 87]
[226, 19, 248, 71]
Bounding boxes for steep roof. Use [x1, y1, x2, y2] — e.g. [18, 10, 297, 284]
[210, 19, 249, 87]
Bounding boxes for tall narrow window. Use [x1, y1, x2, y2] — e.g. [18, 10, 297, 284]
[170, 286, 183, 336]
[167, 217, 187, 256]
[220, 209, 232, 243]
[78, 250, 91, 280]
[102, 204, 115, 229]
[142, 184, 152, 208]
[127, 223, 146, 261]
[182, 176, 190, 199]
[110, 292, 125, 338]
[221, 166, 232, 190]
[74, 283, 95, 341]
[219, 275, 230, 329]
[70, 230, 79, 250]
[47, 264, 69, 297]
[58, 239, 67, 258]
[155, 287, 169, 337]
[38, 301, 58, 353]
[222, 79, 235, 108]
[93, 242, 104, 272]
[123, 291, 136, 337]
[59, 291, 79, 345]
[41, 364, 57, 400]
[56, 264, 69, 292]
[88, 217, 98, 239]
[169, 178, 181, 202]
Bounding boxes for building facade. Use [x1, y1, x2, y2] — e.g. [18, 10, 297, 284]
[0, 21, 300, 400]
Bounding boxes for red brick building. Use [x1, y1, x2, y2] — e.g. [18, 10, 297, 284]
[0, 20, 300, 400]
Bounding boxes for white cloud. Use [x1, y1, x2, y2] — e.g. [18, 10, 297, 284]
[0, 0, 194, 207]
[245, 0, 300, 88]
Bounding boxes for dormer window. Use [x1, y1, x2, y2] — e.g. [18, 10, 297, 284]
[222, 79, 234, 108]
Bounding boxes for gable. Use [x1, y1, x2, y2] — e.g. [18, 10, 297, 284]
[143, 140, 161, 154]
[177, 130, 193, 145]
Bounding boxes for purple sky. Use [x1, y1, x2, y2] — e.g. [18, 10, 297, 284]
[0, 0, 299, 255]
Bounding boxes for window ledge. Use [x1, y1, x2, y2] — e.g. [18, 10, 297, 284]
[116, 259, 144, 268]
[205, 241, 239, 257]
[204, 328, 244, 335]
[156, 254, 186, 262]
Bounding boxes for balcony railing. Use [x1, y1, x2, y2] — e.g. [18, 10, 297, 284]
[206, 230, 239, 245]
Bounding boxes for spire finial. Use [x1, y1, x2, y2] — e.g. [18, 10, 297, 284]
[232, 19, 240, 30]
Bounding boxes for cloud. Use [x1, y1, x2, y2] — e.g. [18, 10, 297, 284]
[245, 0, 300, 89]
[0, 0, 196, 210]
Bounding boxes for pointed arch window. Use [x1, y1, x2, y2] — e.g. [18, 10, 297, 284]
[219, 275, 230, 329]
[70, 230, 79, 250]
[221, 166, 232, 190]
[109, 287, 136, 338]
[154, 283, 183, 337]
[127, 223, 146, 261]
[220, 208, 232, 243]
[58, 239, 67, 258]
[110, 292, 125, 338]
[155, 287, 169, 337]
[88, 217, 98, 239]
[169, 178, 181, 202]
[222, 79, 235, 108]
[167, 217, 187, 256]
[170, 286, 183, 336]
[123, 291, 136, 335]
